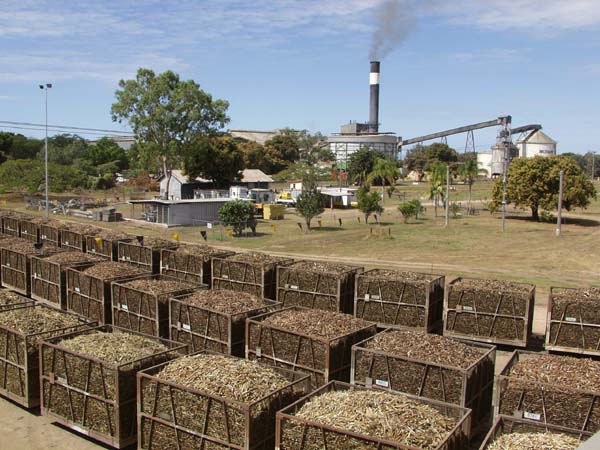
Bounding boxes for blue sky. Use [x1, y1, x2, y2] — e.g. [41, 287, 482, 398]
[0, 0, 599, 153]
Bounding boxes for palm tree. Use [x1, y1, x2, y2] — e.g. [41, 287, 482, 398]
[459, 158, 482, 215]
[366, 158, 401, 204]
[428, 162, 447, 217]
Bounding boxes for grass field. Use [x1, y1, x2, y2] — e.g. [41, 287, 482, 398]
[2, 180, 599, 293]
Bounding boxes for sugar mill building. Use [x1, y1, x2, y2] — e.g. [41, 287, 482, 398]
[327, 61, 398, 169]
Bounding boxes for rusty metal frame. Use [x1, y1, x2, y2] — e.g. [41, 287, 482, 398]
[276, 262, 363, 314]
[354, 269, 445, 332]
[246, 306, 377, 387]
[1, 216, 24, 237]
[212, 255, 294, 301]
[160, 246, 235, 287]
[350, 329, 495, 437]
[111, 274, 199, 338]
[1, 245, 60, 296]
[0, 303, 93, 408]
[39, 222, 64, 247]
[276, 381, 471, 450]
[19, 218, 43, 243]
[86, 235, 133, 261]
[545, 286, 600, 356]
[66, 262, 146, 325]
[117, 240, 179, 274]
[479, 415, 593, 449]
[30, 254, 101, 309]
[60, 228, 92, 253]
[39, 324, 187, 448]
[443, 276, 535, 347]
[169, 295, 278, 357]
[137, 350, 310, 450]
[495, 350, 600, 434]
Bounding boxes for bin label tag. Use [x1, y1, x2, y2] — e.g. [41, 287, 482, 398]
[565, 317, 577, 322]
[524, 411, 541, 421]
[375, 379, 389, 388]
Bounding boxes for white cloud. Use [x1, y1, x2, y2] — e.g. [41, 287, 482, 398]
[0, 0, 598, 85]
[448, 48, 528, 64]
[0, 52, 189, 83]
[433, 0, 600, 32]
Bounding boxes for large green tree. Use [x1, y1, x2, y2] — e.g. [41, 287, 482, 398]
[424, 143, 458, 166]
[46, 134, 87, 165]
[347, 147, 386, 186]
[295, 130, 332, 163]
[183, 136, 243, 188]
[0, 159, 87, 194]
[490, 156, 596, 221]
[0, 132, 41, 160]
[111, 68, 229, 198]
[263, 134, 300, 173]
[84, 137, 129, 172]
[235, 139, 270, 172]
[403, 143, 458, 174]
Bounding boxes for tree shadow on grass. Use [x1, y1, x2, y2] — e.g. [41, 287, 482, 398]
[309, 226, 345, 232]
[506, 215, 600, 228]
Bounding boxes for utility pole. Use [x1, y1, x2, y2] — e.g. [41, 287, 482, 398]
[39, 83, 52, 218]
[445, 164, 450, 227]
[593, 151, 597, 181]
[556, 170, 564, 237]
[500, 117, 512, 233]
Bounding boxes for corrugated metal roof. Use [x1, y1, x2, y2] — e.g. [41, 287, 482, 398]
[230, 129, 280, 145]
[516, 130, 556, 145]
[159, 169, 271, 184]
[159, 170, 211, 183]
[241, 169, 273, 183]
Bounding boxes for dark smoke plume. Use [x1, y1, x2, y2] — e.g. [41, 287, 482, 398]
[370, 0, 416, 60]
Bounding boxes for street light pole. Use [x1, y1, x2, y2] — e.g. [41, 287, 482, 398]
[39, 83, 52, 218]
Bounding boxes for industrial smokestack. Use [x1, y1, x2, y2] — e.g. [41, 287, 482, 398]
[369, 61, 380, 134]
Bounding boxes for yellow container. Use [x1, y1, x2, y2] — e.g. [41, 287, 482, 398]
[263, 204, 285, 220]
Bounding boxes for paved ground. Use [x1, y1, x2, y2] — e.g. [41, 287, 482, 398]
[0, 399, 114, 450]
[0, 288, 558, 450]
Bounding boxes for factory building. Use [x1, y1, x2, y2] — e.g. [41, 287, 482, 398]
[328, 61, 398, 168]
[477, 130, 556, 178]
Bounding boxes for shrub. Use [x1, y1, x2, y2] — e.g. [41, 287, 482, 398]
[295, 190, 324, 229]
[218, 200, 255, 236]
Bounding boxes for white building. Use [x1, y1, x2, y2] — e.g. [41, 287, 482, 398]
[477, 152, 493, 178]
[516, 130, 557, 158]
